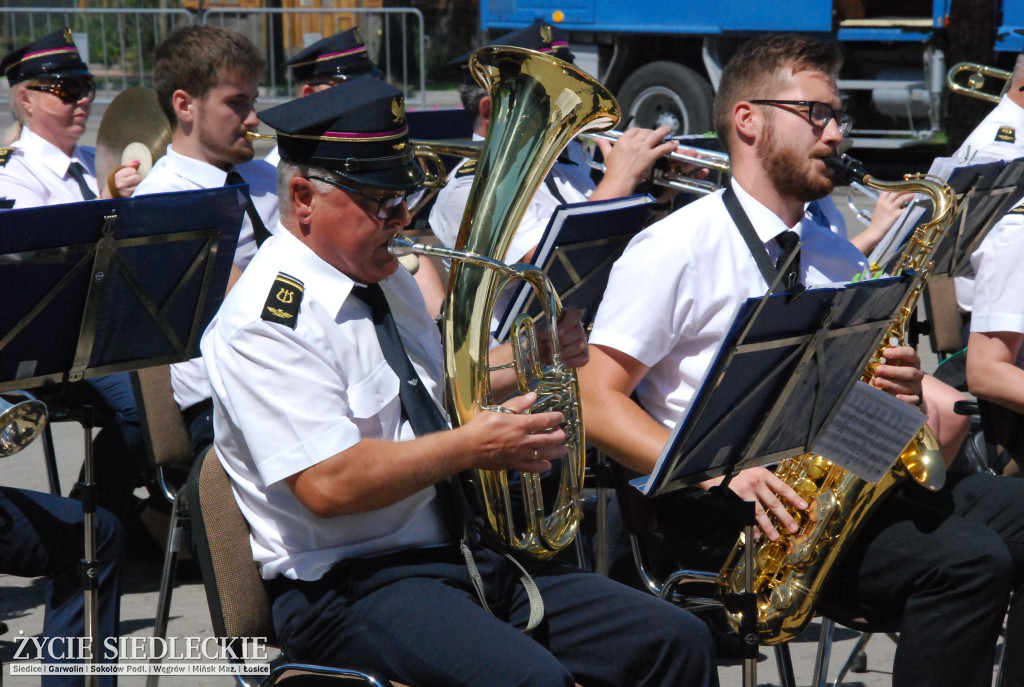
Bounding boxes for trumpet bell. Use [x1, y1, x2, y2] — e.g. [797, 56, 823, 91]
[0, 393, 48, 457]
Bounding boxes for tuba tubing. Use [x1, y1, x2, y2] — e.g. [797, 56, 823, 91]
[439, 45, 619, 559]
[716, 154, 955, 644]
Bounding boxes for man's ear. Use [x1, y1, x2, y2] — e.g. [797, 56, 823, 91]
[290, 175, 316, 225]
[478, 95, 492, 128]
[15, 85, 33, 117]
[171, 89, 194, 125]
[733, 101, 757, 141]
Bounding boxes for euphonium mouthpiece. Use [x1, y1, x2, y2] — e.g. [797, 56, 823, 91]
[824, 153, 870, 186]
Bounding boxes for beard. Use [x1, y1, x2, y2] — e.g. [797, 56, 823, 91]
[757, 118, 835, 203]
[197, 116, 255, 166]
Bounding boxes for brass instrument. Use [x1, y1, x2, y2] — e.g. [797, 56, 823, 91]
[947, 61, 1012, 104]
[0, 391, 48, 457]
[717, 154, 955, 645]
[578, 130, 730, 195]
[391, 45, 618, 559]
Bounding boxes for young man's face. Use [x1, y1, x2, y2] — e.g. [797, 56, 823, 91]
[194, 69, 260, 168]
[756, 68, 844, 203]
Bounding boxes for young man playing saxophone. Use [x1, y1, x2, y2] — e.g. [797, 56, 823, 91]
[581, 33, 1024, 687]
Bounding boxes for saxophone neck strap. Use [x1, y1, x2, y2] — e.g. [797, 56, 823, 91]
[722, 185, 779, 289]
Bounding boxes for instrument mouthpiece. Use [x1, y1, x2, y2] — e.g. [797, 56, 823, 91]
[824, 154, 870, 186]
[387, 234, 416, 256]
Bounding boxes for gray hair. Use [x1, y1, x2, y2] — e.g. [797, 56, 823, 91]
[277, 160, 336, 215]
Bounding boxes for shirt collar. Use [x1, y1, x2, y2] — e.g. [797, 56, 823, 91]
[18, 126, 88, 179]
[163, 144, 237, 187]
[729, 177, 801, 244]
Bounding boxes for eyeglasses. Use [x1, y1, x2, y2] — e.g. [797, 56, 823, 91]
[308, 175, 427, 220]
[26, 78, 96, 104]
[749, 99, 855, 137]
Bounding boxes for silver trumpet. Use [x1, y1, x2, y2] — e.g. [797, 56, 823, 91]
[578, 130, 730, 195]
[0, 391, 48, 457]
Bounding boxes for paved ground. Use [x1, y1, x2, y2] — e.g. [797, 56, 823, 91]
[0, 90, 991, 686]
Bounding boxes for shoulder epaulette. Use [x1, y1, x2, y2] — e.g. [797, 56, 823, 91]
[1009, 201, 1024, 214]
[262, 272, 304, 329]
[996, 126, 1016, 143]
[455, 159, 477, 179]
[0, 148, 15, 167]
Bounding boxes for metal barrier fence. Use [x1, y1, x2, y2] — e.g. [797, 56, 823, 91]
[0, 4, 427, 108]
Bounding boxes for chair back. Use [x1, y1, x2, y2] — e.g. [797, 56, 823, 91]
[132, 365, 193, 469]
[187, 447, 276, 641]
[922, 275, 966, 359]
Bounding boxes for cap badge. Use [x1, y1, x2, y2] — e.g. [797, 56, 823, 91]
[391, 96, 405, 125]
[540, 24, 553, 44]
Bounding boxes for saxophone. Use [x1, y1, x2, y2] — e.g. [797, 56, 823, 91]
[716, 154, 956, 644]
[390, 45, 619, 559]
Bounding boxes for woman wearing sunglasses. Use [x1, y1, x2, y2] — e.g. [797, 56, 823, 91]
[0, 27, 141, 208]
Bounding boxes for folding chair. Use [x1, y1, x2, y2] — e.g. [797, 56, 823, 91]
[129, 364, 196, 676]
[186, 446, 405, 686]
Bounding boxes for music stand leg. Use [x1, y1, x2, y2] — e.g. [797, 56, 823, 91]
[41, 423, 62, 496]
[76, 406, 100, 687]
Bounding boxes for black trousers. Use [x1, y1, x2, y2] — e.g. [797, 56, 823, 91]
[270, 543, 719, 687]
[651, 471, 1024, 687]
[0, 486, 124, 686]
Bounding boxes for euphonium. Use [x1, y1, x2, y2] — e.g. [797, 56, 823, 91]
[391, 45, 618, 559]
[716, 154, 956, 644]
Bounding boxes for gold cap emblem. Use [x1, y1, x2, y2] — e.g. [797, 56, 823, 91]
[540, 24, 553, 44]
[392, 96, 405, 125]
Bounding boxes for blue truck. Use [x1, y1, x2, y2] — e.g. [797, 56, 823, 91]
[479, 0, 1024, 148]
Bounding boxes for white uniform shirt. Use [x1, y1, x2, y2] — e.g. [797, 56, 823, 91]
[264, 145, 280, 168]
[428, 138, 594, 343]
[0, 127, 99, 207]
[589, 180, 867, 429]
[951, 96, 1024, 315]
[202, 227, 449, 580]
[135, 144, 280, 410]
[428, 137, 594, 265]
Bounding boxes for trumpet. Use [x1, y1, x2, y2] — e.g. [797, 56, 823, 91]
[578, 130, 730, 195]
[947, 61, 1012, 104]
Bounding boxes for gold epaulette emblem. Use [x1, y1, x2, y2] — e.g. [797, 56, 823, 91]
[996, 126, 1016, 143]
[262, 273, 304, 329]
[0, 147, 15, 167]
[1009, 202, 1024, 214]
[455, 159, 477, 178]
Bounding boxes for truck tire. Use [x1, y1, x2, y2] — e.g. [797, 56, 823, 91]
[617, 61, 714, 136]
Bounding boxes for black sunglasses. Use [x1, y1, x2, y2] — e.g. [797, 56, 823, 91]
[26, 77, 96, 104]
[308, 175, 426, 220]
[749, 99, 855, 137]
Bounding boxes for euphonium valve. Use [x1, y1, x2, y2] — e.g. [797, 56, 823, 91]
[717, 154, 956, 644]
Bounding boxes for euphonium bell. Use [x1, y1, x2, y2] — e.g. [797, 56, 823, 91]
[432, 45, 618, 559]
[0, 391, 48, 457]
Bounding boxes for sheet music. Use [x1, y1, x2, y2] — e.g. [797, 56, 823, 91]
[809, 381, 926, 483]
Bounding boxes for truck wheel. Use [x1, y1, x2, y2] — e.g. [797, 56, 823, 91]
[618, 61, 714, 136]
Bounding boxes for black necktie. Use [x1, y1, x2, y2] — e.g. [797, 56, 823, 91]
[68, 161, 96, 200]
[351, 283, 461, 534]
[226, 170, 271, 247]
[775, 230, 803, 295]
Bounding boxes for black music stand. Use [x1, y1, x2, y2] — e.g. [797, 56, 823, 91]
[0, 187, 244, 682]
[871, 157, 1024, 278]
[494, 192, 654, 341]
[637, 274, 921, 687]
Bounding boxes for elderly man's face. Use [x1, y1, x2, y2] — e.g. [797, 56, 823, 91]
[307, 177, 412, 283]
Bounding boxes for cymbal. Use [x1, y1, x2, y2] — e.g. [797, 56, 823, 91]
[95, 87, 172, 187]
